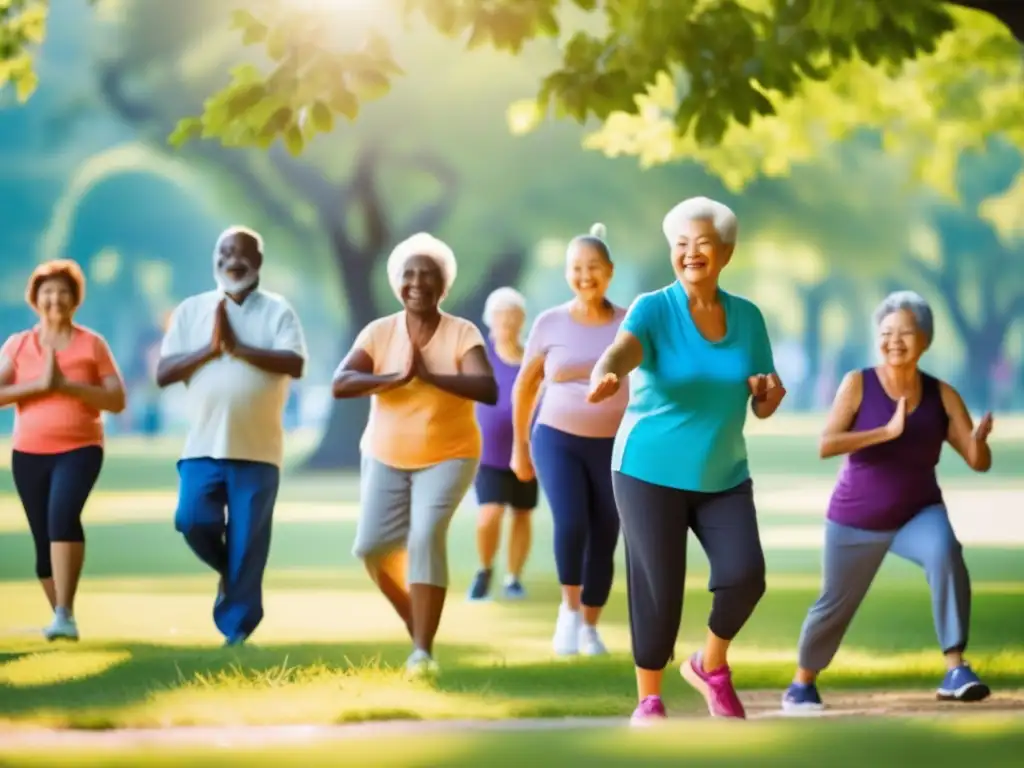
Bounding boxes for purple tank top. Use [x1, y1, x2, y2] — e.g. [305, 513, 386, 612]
[476, 339, 520, 469]
[827, 368, 947, 531]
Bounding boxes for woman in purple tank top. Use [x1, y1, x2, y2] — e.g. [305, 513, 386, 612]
[783, 291, 995, 712]
[467, 288, 539, 602]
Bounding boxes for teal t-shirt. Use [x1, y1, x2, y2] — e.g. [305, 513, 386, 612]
[611, 283, 776, 492]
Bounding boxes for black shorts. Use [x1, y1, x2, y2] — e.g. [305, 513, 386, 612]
[474, 465, 538, 511]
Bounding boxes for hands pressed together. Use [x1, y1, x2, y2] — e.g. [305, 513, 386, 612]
[209, 299, 239, 358]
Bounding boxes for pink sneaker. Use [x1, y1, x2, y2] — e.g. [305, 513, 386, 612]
[680, 652, 746, 719]
[630, 695, 667, 726]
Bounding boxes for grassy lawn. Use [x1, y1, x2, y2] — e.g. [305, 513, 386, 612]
[3, 717, 1024, 767]
[0, 419, 1022, 763]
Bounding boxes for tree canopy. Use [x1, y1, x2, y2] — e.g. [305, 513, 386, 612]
[3, 1, 1022, 158]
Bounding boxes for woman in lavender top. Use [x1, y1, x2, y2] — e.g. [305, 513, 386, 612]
[783, 291, 994, 712]
[468, 288, 538, 602]
[511, 223, 627, 657]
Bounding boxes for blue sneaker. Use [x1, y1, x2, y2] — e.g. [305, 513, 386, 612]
[468, 569, 492, 601]
[503, 576, 527, 600]
[781, 682, 825, 713]
[937, 664, 991, 702]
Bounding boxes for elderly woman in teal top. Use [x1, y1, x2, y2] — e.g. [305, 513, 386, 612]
[588, 197, 785, 725]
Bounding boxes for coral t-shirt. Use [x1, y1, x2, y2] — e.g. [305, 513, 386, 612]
[352, 312, 486, 469]
[0, 326, 123, 454]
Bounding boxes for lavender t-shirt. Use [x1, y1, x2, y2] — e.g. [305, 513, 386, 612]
[524, 303, 628, 439]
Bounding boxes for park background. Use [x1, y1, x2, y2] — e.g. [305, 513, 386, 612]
[0, 1, 1023, 765]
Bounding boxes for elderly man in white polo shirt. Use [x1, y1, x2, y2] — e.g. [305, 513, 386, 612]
[156, 226, 307, 646]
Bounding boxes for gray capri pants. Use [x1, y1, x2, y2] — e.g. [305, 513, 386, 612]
[797, 503, 971, 672]
[353, 456, 478, 587]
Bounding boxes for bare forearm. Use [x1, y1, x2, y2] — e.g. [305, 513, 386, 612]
[156, 348, 216, 388]
[592, 343, 641, 385]
[819, 427, 894, 459]
[968, 440, 992, 472]
[423, 373, 498, 405]
[332, 371, 404, 399]
[235, 346, 304, 378]
[60, 383, 126, 413]
[0, 381, 43, 408]
[512, 377, 542, 445]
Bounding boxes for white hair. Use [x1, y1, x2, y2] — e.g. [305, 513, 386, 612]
[212, 225, 263, 294]
[213, 225, 264, 262]
[873, 290, 934, 347]
[662, 197, 738, 245]
[482, 286, 526, 328]
[589, 222, 607, 239]
[386, 232, 457, 303]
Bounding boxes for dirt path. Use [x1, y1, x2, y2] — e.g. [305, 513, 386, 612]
[2, 690, 1023, 751]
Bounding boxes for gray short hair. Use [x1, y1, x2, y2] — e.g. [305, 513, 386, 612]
[662, 197, 738, 245]
[482, 286, 526, 328]
[213, 226, 263, 259]
[873, 290, 934, 346]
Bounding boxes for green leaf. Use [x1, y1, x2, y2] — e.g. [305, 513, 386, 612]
[329, 85, 360, 120]
[309, 100, 333, 133]
[167, 117, 203, 148]
[284, 124, 304, 156]
[348, 68, 390, 99]
[14, 69, 38, 103]
[693, 106, 727, 146]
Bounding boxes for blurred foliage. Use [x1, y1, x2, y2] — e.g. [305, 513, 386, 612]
[584, 8, 1024, 198]
[2, 1, 1021, 160]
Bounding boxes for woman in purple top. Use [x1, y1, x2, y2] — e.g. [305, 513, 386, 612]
[783, 291, 994, 711]
[468, 287, 539, 602]
[511, 223, 627, 657]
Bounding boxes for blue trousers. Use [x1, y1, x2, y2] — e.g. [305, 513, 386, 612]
[797, 503, 971, 671]
[174, 458, 279, 643]
[531, 424, 620, 607]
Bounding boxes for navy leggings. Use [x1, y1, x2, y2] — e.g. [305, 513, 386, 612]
[531, 424, 620, 607]
[11, 446, 103, 579]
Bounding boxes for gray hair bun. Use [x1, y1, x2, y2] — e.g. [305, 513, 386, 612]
[589, 222, 607, 239]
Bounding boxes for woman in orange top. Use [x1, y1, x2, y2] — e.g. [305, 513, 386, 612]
[0, 260, 126, 641]
[332, 232, 498, 678]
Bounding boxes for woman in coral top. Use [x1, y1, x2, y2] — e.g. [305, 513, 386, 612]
[0, 260, 126, 641]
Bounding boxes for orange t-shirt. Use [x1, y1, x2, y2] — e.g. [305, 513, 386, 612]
[355, 312, 486, 469]
[0, 326, 123, 454]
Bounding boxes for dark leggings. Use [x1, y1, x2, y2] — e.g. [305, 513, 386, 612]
[612, 472, 766, 671]
[11, 446, 103, 579]
[531, 424, 620, 607]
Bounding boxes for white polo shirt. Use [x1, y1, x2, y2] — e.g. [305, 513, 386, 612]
[160, 289, 307, 468]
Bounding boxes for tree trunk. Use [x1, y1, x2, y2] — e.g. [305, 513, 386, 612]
[797, 280, 830, 411]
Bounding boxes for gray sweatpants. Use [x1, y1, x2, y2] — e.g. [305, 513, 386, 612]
[797, 503, 971, 672]
[353, 456, 478, 588]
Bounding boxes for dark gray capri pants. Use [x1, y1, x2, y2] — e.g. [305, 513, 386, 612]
[353, 456, 478, 588]
[612, 472, 767, 671]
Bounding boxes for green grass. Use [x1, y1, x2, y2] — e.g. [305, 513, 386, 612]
[3, 717, 1024, 767]
[0, 421, 1022, 763]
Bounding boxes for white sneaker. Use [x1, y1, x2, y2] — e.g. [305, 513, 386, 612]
[404, 648, 440, 680]
[579, 623, 607, 656]
[552, 603, 581, 656]
[43, 609, 79, 642]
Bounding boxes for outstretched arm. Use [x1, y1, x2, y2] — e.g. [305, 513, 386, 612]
[591, 330, 643, 385]
[940, 381, 992, 472]
[419, 345, 498, 405]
